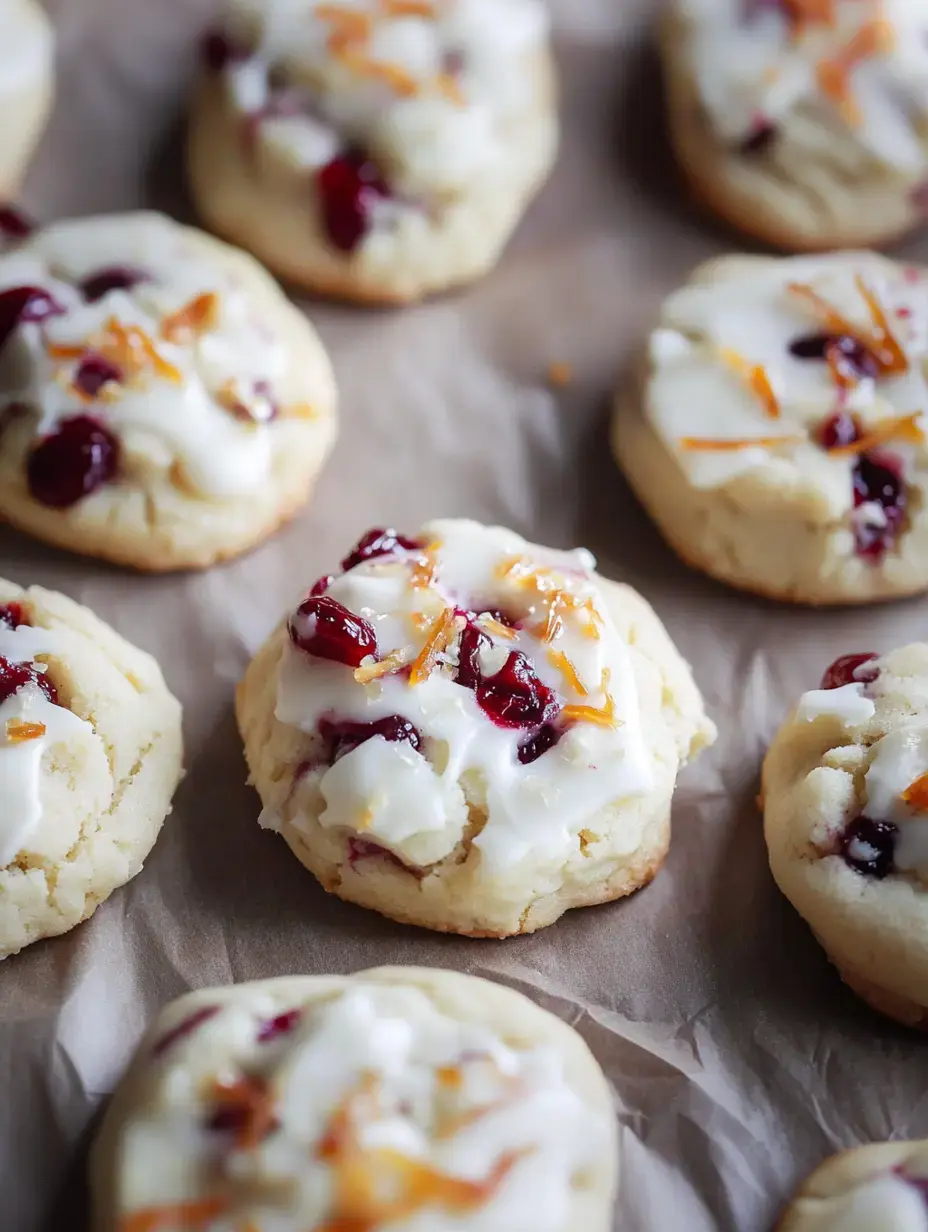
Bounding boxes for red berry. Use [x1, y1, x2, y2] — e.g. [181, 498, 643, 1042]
[819, 653, 878, 690]
[454, 622, 489, 692]
[0, 285, 65, 351]
[317, 152, 390, 254]
[27, 415, 120, 509]
[852, 452, 905, 560]
[319, 715, 421, 764]
[518, 723, 561, 765]
[0, 655, 57, 705]
[199, 28, 250, 72]
[476, 650, 559, 730]
[791, 334, 879, 380]
[0, 205, 33, 242]
[74, 354, 123, 399]
[79, 266, 148, 303]
[818, 412, 860, 450]
[288, 595, 377, 667]
[309, 575, 334, 597]
[340, 527, 420, 573]
[257, 1009, 301, 1042]
[0, 603, 27, 630]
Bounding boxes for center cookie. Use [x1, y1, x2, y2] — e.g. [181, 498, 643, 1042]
[187, 0, 559, 304]
[236, 518, 715, 937]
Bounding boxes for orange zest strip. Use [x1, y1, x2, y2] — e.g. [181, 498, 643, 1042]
[354, 649, 409, 684]
[562, 669, 620, 729]
[161, 292, 219, 343]
[46, 341, 86, 361]
[854, 275, 908, 375]
[409, 607, 457, 685]
[284, 401, 318, 420]
[120, 1196, 227, 1232]
[409, 543, 440, 590]
[679, 435, 803, 452]
[382, 0, 437, 16]
[717, 346, 779, 418]
[784, 0, 836, 33]
[547, 649, 588, 697]
[903, 772, 928, 812]
[816, 20, 894, 125]
[479, 615, 517, 641]
[435, 1065, 463, 1089]
[317, 4, 372, 42]
[826, 412, 924, 457]
[5, 719, 46, 743]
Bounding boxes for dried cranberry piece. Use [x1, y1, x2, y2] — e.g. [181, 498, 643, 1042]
[199, 28, 250, 73]
[347, 836, 410, 873]
[310, 574, 334, 597]
[319, 714, 421, 764]
[340, 528, 420, 573]
[0, 603, 27, 630]
[0, 285, 65, 351]
[820, 653, 878, 690]
[257, 1009, 301, 1042]
[454, 622, 489, 692]
[317, 152, 390, 254]
[79, 266, 148, 303]
[152, 1005, 220, 1057]
[839, 815, 897, 879]
[74, 354, 123, 399]
[27, 414, 120, 509]
[740, 119, 778, 155]
[0, 655, 57, 705]
[791, 333, 879, 380]
[852, 452, 905, 560]
[476, 651, 559, 730]
[206, 1104, 250, 1133]
[518, 723, 562, 765]
[288, 595, 377, 668]
[818, 411, 860, 450]
[0, 205, 33, 242]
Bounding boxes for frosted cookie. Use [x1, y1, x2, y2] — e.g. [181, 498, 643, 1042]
[778, 1140, 928, 1231]
[762, 643, 928, 1028]
[662, 1, 928, 251]
[0, 1, 54, 198]
[0, 580, 182, 960]
[236, 519, 715, 937]
[91, 966, 617, 1232]
[612, 252, 928, 606]
[187, 0, 558, 304]
[0, 211, 337, 571]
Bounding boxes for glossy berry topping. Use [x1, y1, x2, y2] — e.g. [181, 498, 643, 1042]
[819, 653, 879, 690]
[454, 622, 489, 692]
[0, 205, 33, 241]
[309, 574, 334, 597]
[818, 411, 860, 450]
[852, 452, 905, 560]
[317, 152, 390, 254]
[257, 1009, 301, 1043]
[340, 527, 420, 573]
[319, 714, 421, 764]
[0, 603, 27, 630]
[790, 333, 879, 380]
[79, 266, 148, 303]
[74, 354, 123, 399]
[0, 655, 57, 705]
[199, 28, 250, 73]
[288, 595, 377, 668]
[476, 650, 559, 730]
[0, 285, 65, 351]
[839, 815, 897, 879]
[27, 415, 120, 509]
[518, 723, 562, 765]
[152, 1005, 220, 1057]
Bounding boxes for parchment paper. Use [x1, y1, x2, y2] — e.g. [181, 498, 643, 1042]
[5, 2, 928, 1229]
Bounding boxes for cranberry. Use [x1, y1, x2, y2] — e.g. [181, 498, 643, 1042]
[476, 650, 559, 730]
[79, 266, 148, 303]
[454, 622, 489, 691]
[839, 815, 897, 879]
[288, 595, 377, 668]
[310, 575, 334, 597]
[74, 354, 123, 399]
[740, 119, 778, 155]
[152, 1005, 219, 1057]
[852, 452, 905, 560]
[317, 152, 390, 254]
[27, 415, 119, 509]
[206, 1104, 251, 1133]
[340, 527, 420, 573]
[0, 206, 33, 242]
[820, 653, 878, 690]
[818, 411, 860, 450]
[0, 285, 65, 351]
[0, 603, 27, 630]
[199, 28, 250, 73]
[319, 714, 421, 764]
[790, 333, 879, 381]
[0, 654, 57, 705]
[257, 1009, 301, 1043]
[518, 723, 562, 765]
[347, 836, 409, 873]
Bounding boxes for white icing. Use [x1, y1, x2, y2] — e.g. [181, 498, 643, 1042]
[864, 726, 928, 874]
[677, 0, 928, 174]
[276, 519, 654, 874]
[224, 0, 549, 200]
[117, 981, 609, 1230]
[0, 620, 90, 865]
[807, 1171, 928, 1232]
[0, 214, 291, 499]
[647, 254, 928, 500]
[796, 682, 876, 726]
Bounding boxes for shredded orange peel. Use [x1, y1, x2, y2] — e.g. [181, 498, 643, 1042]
[409, 542, 441, 590]
[783, 0, 837, 38]
[5, 719, 45, 743]
[478, 615, 517, 641]
[816, 19, 894, 125]
[562, 668, 620, 729]
[161, 292, 219, 343]
[354, 649, 409, 684]
[679, 434, 803, 452]
[716, 346, 780, 419]
[409, 607, 457, 685]
[496, 558, 602, 642]
[827, 412, 924, 457]
[119, 1196, 227, 1232]
[903, 772, 928, 812]
[788, 275, 908, 378]
[547, 648, 588, 697]
[48, 317, 182, 386]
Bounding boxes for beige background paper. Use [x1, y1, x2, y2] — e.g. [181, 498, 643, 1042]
[3, 1, 928, 1228]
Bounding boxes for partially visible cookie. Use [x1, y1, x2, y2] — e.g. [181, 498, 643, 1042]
[612, 250, 928, 605]
[662, 1, 928, 251]
[0, 211, 338, 571]
[778, 1140, 928, 1231]
[236, 518, 715, 937]
[187, 0, 558, 304]
[0, 579, 182, 959]
[0, 1, 54, 198]
[763, 644, 928, 1028]
[91, 966, 618, 1232]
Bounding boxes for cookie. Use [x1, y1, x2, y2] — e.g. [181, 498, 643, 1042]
[91, 966, 617, 1232]
[236, 519, 715, 937]
[0, 0, 54, 198]
[612, 251, 928, 606]
[778, 1140, 928, 1231]
[762, 643, 928, 1028]
[187, 0, 558, 304]
[662, 1, 928, 251]
[0, 211, 337, 571]
[0, 579, 182, 960]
